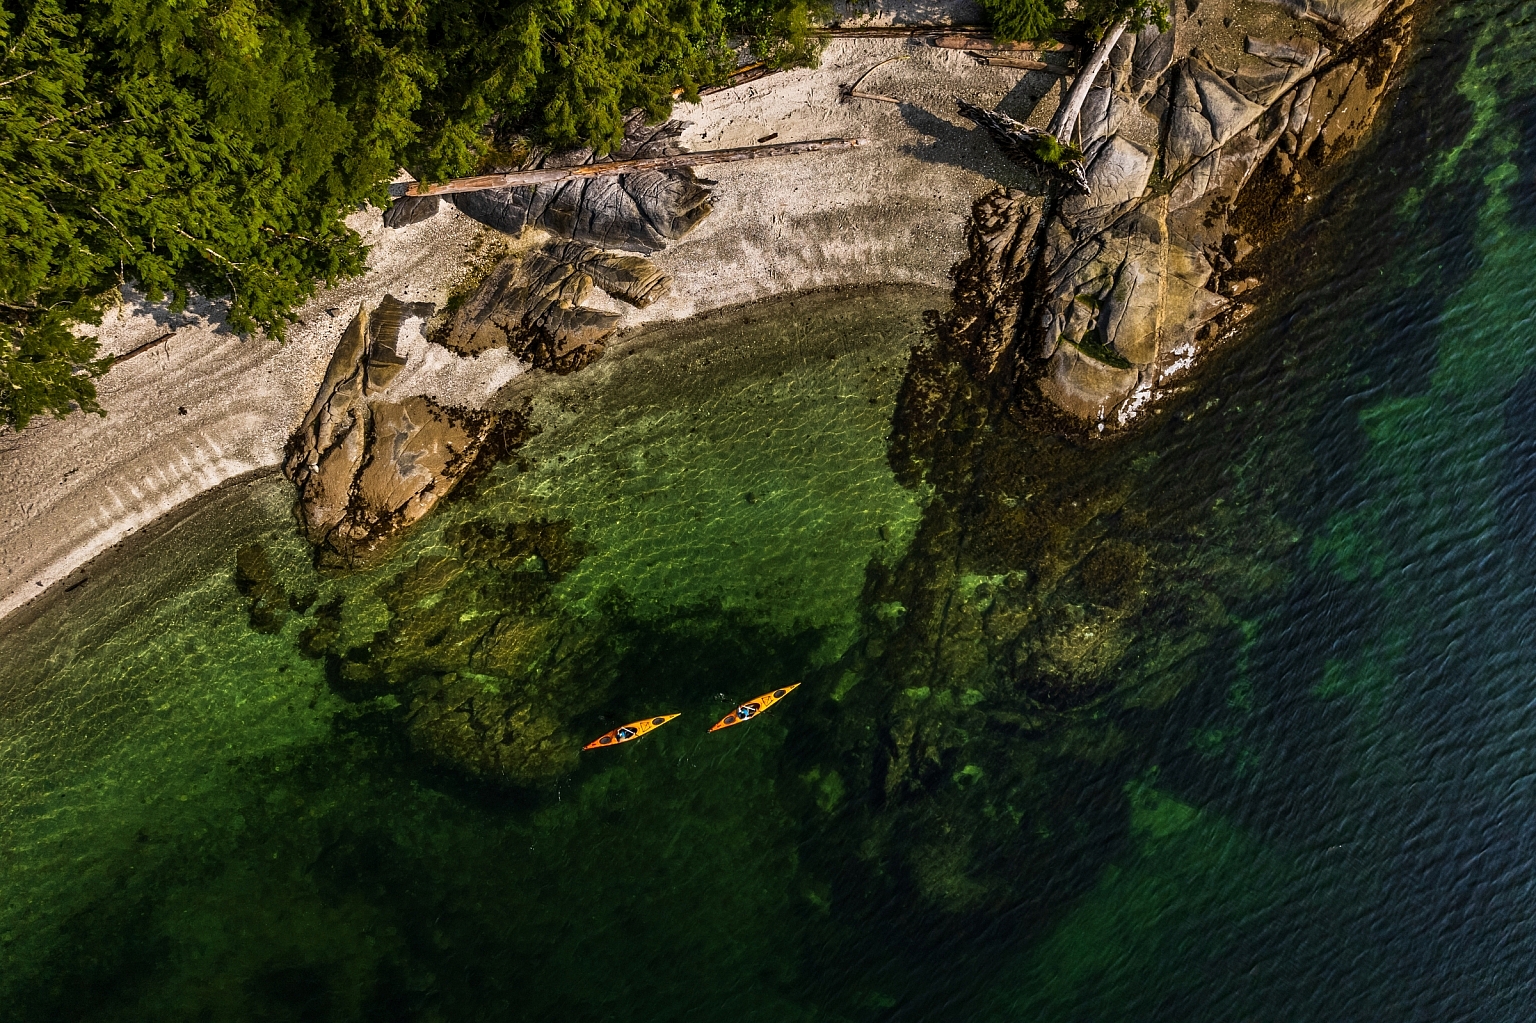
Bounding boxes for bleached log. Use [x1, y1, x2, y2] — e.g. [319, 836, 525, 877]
[397, 138, 872, 198]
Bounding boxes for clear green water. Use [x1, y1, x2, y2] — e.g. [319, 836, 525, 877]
[0, 289, 936, 1020]
[6, 3, 1536, 1015]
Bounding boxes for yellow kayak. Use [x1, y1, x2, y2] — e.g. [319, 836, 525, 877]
[709, 683, 800, 732]
[583, 713, 681, 750]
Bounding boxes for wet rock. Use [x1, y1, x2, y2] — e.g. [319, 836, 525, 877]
[435, 242, 670, 372]
[443, 113, 713, 252]
[935, 0, 1411, 428]
[284, 296, 528, 563]
[1295, 37, 1405, 162]
[1039, 346, 1143, 422]
[1169, 114, 1285, 212]
[316, 518, 620, 785]
[234, 544, 309, 633]
[1034, 199, 1167, 418]
[942, 189, 1046, 379]
[1013, 600, 1134, 706]
[404, 672, 579, 780]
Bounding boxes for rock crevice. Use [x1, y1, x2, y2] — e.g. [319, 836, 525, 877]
[283, 295, 526, 564]
[953, 0, 1415, 427]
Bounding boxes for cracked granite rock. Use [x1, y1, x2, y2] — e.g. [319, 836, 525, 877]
[435, 242, 671, 373]
[391, 111, 713, 251]
[938, 0, 1413, 427]
[284, 295, 524, 563]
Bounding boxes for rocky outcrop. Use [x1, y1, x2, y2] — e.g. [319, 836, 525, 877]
[955, 0, 1414, 427]
[283, 296, 526, 564]
[845, 0, 1415, 911]
[387, 112, 714, 251]
[435, 242, 671, 372]
[1259, 0, 1395, 37]
[285, 241, 667, 563]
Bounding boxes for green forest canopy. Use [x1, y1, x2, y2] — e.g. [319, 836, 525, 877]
[0, 0, 824, 429]
[979, 0, 1166, 42]
[0, 0, 1138, 430]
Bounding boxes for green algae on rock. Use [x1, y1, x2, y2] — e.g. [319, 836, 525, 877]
[781, 278, 1307, 914]
[295, 287, 938, 786]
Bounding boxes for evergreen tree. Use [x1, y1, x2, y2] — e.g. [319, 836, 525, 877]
[978, 0, 1064, 42]
[0, 0, 820, 430]
[978, 0, 1165, 43]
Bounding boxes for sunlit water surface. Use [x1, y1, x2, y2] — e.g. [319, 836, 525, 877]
[5, 3, 1536, 1017]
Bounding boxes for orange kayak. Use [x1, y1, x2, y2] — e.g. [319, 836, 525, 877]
[583, 713, 681, 750]
[708, 683, 801, 732]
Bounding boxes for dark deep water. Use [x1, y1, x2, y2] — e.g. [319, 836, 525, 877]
[6, 2, 1536, 1018]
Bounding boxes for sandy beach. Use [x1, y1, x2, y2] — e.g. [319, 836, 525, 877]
[0, 4, 1067, 622]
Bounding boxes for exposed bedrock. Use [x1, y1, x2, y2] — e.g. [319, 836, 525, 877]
[954, 0, 1413, 427]
[283, 295, 528, 565]
[826, 0, 1415, 914]
[293, 145, 679, 563]
[435, 242, 671, 372]
[385, 111, 713, 251]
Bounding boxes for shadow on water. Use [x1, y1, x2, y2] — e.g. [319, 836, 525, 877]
[6, 2, 1536, 1018]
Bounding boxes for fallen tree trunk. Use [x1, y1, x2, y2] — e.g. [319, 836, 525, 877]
[109, 331, 173, 366]
[818, 24, 989, 36]
[930, 35, 1074, 51]
[398, 138, 872, 198]
[699, 62, 775, 94]
[1047, 17, 1129, 139]
[967, 54, 1068, 71]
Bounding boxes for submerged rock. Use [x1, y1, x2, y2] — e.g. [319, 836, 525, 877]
[804, 0, 1412, 919]
[233, 543, 313, 633]
[284, 296, 528, 563]
[436, 242, 670, 372]
[318, 518, 621, 784]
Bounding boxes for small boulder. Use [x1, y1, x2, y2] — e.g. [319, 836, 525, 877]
[436, 242, 670, 372]
[443, 113, 713, 252]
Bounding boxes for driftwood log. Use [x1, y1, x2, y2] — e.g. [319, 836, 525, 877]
[967, 54, 1066, 71]
[816, 24, 988, 36]
[930, 35, 1074, 51]
[398, 138, 872, 198]
[1048, 18, 1131, 140]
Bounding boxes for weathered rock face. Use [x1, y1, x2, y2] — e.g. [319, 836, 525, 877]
[954, 0, 1414, 427]
[284, 296, 526, 564]
[435, 242, 671, 372]
[387, 111, 713, 251]
[1260, 0, 1395, 37]
[821, 0, 1415, 916]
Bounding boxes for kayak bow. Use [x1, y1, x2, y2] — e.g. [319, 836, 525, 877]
[583, 713, 681, 750]
[709, 683, 801, 732]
